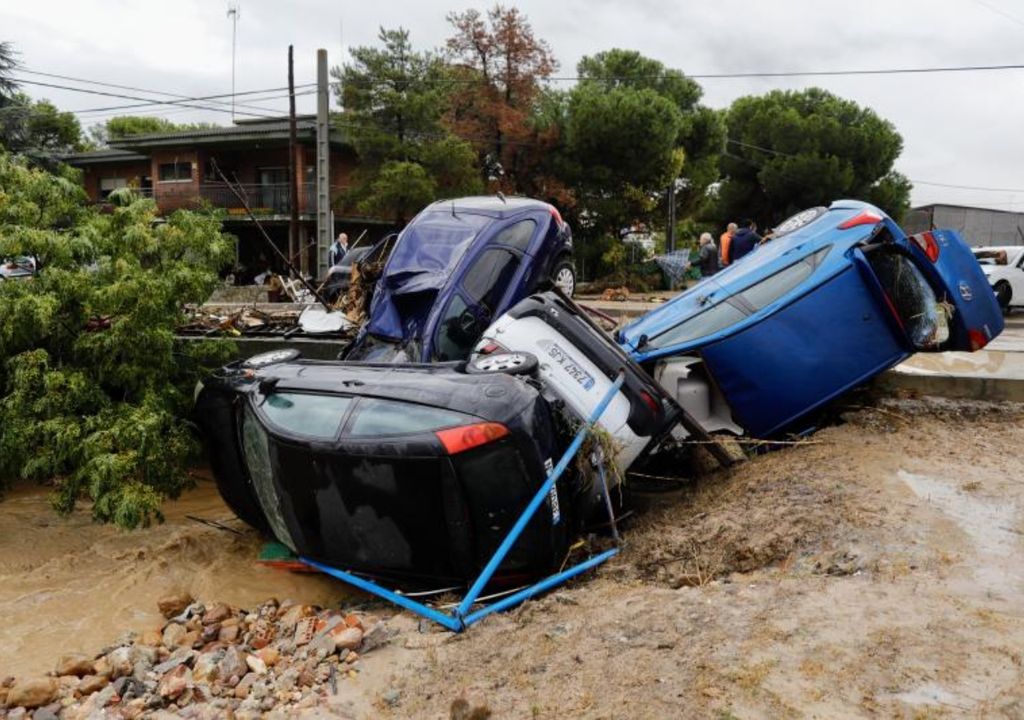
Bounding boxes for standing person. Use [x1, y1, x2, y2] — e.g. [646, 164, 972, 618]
[328, 232, 349, 267]
[698, 232, 720, 277]
[729, 219, 763, 263]
[719, 222, 737, 266]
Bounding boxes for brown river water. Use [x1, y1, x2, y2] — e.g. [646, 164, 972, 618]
[0, 476, 352, 678]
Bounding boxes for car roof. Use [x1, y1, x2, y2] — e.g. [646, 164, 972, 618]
[423, 195, 553, 219]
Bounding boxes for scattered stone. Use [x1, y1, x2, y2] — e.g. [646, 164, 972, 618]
[6, 678, 59, 709]
[77, 675, 108, 696]
[344, 651, 359, 664]
[327, 626, 363, 652]
[293, 616, 317, 646]
[359, 622, 395, 653]
[344, 614, 364, 631]
[157, 665, 193, 700]
[139, 629, 163, 647]
[91, 656, 111, 679]
[54, 654, 95, 678]
[255, 647, 280, 668]
[202, 603, 232, 626]
[308, 634, 335, 658]
[157, 592, 194, 619]
[234, 673, 258, 700]
[245, 654, 267, 676]
[382, 688, 401, 707]
[30, 706, 59, 720]
[192, 650, 223, 684]
[217, 646, 247, 681]
[105, 646, 133, 679]
[249, 618, 276, 650]
[217, 624, 240, 643]
[153, 647, 195, 675]
[162, 622, 187, 648]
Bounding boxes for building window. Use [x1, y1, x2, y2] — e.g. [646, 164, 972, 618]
[158, 161, 192, 182]
[99, 177, 127, 199]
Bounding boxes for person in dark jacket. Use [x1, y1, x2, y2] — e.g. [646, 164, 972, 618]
[729, 219, 762, 262]
[697, 232, 720, 277]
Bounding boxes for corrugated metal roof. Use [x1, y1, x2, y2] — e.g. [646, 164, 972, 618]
[62, 148, 149, 166]
[106, 117, 346, 150]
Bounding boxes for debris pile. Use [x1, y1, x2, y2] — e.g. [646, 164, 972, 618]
[0, 593, 395, 719]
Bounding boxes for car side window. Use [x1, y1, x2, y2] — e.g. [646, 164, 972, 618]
[492, 219, 536, 252]
[737, 247, 830, 311]
[260, 392, 353, 439]
[347, 398, 471, 436]
[647, 302, 747, 350]
[435, 293, 476, 361]
[462, 247, 520, 315]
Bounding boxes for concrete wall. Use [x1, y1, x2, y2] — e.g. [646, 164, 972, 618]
[905, 205, 1024, 247]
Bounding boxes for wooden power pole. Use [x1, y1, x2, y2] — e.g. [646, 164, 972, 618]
[287, 45, 303, 276]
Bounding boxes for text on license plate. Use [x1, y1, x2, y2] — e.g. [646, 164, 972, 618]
[547, 343, 595, 389]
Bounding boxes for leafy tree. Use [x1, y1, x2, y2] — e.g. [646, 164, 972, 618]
[717, 88, 912, 225]
[332, 27, 481, 223]
[575, 49, 726, 219]
[88, 116, 221, 147]
[0, 151, 235, 527]
[0, 41, 17, 102]
[0, 93, 87, 166]
[561, 78, 684, 243]
[444, 5, 560, 196]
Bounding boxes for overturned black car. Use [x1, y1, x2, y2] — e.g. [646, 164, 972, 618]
[195, 350, 618, 588]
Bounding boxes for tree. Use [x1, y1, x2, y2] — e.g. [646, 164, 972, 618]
[444, 5, 559, 195]
[717, 88, 912, 225]
[0, 151, 235, 527]
[0, 93, 87, 167]
[0, 41, 17, 102]
[332, 27, 481, 223]
[88, 116, 221, 147]
[575, 49, 726, 218]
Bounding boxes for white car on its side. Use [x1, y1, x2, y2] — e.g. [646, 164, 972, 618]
[973, 245, 1024, 312]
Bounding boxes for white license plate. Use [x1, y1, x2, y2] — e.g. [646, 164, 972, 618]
[546, 343, 595, 390]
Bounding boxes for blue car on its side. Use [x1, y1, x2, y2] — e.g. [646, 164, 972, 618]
[344, 196, 574, 363]
[617, 200, 1003, 437]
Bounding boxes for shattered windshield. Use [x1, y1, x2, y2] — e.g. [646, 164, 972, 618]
[383, 211, 493, 294]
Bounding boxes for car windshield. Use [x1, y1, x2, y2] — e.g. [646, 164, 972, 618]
[383, 212, 492, 293]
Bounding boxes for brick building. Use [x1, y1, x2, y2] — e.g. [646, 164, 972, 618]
[64, 116, 394, 280]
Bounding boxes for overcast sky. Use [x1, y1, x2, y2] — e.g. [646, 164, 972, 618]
[4, 0, 1024, 211]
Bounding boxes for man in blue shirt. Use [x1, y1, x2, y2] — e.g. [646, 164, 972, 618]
[729, 219, 762, 262]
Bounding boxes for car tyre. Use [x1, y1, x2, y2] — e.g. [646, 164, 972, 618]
[994, 281, 1012, 313]
[552, 258, 576, 297]
[466, 351, 539, 376]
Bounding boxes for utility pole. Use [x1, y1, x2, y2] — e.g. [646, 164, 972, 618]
[666, 181, 677, 253]
[227, 2, 239, 122]
[315, 48, 331, 278]
[288, 45, 302, 276]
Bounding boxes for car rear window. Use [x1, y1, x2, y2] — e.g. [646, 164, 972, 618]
[492, 219, 536, 252]
[348, 398, 472, 436]
[261, 392, 353, 440]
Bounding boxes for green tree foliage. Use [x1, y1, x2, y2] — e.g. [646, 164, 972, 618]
[332, 27, 481, 223]
[0, 152, 235, 527]
[0, 41, 17, 101]
[718, 88, 912, 225]
[0, 93, 87, 166]
[575, 49, 726, 217]
[88, 116, 221, 147]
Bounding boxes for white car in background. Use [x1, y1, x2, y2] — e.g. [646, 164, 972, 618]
[973, 246, 1024, 311]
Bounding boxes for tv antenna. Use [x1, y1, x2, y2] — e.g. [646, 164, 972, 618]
[227, 2, 240, 122]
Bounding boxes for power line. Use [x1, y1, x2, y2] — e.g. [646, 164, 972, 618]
[17, 67, 314, 115]
[74, 90, 315, 119]
[12, 77, 315, 119]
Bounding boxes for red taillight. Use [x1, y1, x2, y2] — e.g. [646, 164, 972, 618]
[838, 211, 883, 230]
[968, 329, 989, 351]
[548, 204, 563, 226]
[435, 422, 510, 454]
[911, 232, 940, 262]
[639, 390, 661, 417]
[477, 341, 506, 356]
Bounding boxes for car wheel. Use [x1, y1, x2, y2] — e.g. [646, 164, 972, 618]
[242, 348, 302, 368]
[994, 281, 1012, 313]
[552, 259, 576, 297]
[466, 351, 539, 376]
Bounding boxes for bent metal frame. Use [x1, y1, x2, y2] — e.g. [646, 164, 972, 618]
[300, 373, 626, 632]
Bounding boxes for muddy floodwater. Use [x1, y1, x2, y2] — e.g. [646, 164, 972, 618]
[0, 477, 350, 678]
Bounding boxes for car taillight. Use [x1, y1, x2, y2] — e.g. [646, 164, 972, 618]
[968, 328, 989, 351]
[548, 204, 563, 226]
[911, 232, 940, 262]
[435, 422, 510, 454]
[639, 390, 661, 417]
[477, 341, 507, 356]
[838, 211, 883, 230]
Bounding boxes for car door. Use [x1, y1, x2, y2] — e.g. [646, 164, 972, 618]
[1010, 249, 1024, 304]
[899, 229, 1004, 350]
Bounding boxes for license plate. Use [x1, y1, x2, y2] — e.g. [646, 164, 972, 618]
[546, 343, 595, 390]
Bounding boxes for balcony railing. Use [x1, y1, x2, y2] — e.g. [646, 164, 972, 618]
[200, 183, 295, 216]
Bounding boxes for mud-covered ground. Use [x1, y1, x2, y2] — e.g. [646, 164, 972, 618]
[3, 397, 1024, 718]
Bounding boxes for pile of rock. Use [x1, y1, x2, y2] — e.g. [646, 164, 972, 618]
[0, 593, 395, 719]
